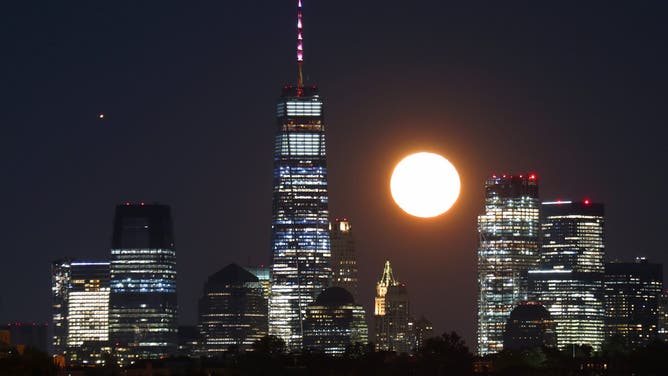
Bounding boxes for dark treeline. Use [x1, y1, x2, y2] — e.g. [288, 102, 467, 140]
[3, 332, 668, 375]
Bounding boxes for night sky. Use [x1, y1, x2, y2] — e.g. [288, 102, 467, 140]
[3, 1, 667, 348]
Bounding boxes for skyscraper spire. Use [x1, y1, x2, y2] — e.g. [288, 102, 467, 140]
[297, 0, 304, 96]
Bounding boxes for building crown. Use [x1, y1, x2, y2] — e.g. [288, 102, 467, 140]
[378, 260, 398, 287]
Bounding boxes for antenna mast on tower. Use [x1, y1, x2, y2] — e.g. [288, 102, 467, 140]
[296, 0, 304, 96]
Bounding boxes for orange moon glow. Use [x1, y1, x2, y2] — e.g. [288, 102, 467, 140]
[390, 152, 461, 218]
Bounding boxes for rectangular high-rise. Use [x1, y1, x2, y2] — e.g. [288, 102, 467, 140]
[51, 259, 72, 357]
[67, 261, 110, 366]
[329, 218, 359, 302]
[604, 258, 663, 348]
[109, 203, 178, 363]
[528, 200, 606, 351]
[477, 174, 540, 355]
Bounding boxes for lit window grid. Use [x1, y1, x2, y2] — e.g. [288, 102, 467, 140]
[110, 247, 178, 360]
[303, 304, 368, 355]
[604, 267, 662, 347]
[540, 214, 604, 273]
[269, 95, 332, 351]
[477, 180, 539, 356]
[51, 260, 71, 356]
[330, 222, 359, 302]
[67, 290, 110, 347]
[529, 271, 605, 350]
[199, 282, 267, 354]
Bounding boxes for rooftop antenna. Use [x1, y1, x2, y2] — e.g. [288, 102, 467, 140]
[297, 0, 304, 96]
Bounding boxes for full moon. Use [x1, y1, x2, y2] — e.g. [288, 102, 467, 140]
[390, 152, 461, 218]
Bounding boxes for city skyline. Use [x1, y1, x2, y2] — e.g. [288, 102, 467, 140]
[3, 0, 668, 351]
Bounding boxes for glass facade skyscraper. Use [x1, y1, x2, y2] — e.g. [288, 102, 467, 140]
[604, 258, 663, 348]
[109, 203, 178, 363]
[528, 200, 605, 351]
[198, 264, 268, 355]
[329, 218, 359, 302]
[51, 258, 72, 358]
[303, 287, 368, 356]
[477, 174, 540, 355]
[67, 261, 110, 366]
[269, 85, 331, 351]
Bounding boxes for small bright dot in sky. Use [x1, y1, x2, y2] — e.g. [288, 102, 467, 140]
[390, 152, 461, 218]
[99, 113, 105, 119]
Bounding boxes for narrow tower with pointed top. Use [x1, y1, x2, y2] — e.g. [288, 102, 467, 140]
[269, 0, 332, 351]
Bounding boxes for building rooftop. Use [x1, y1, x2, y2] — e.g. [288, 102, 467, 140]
[315, 287, 355, 306]
[206, 264, 259, 285]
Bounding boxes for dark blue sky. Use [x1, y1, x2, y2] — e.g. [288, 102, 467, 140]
[2, 1, 667, 348]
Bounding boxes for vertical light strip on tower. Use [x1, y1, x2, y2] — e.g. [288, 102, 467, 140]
[297, 0, 304, 96]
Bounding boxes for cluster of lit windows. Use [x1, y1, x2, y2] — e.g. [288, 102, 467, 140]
[277, 133, 326, 156]
[269, 93, 331, 351]
[199, 275, 267, 355]
[604, 261, 663, 348]
[477, 176, 540, 355]
[528, 270, 605, 350]
[110, 247, 178, 361]
[67, 290, 110, 346]
[330, 219, 359, 301]
[303, 303, 368, 355]
[51, 260, 72, 357]
[276, 99, 323, 117]
[528, 202, 606, 351]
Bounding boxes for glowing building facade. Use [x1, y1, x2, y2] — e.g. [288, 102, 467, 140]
[374, 261, 411, 352]
[604, 258, 663, 348]
[477, 174, 540, 355]
[51, 259, 72, 357]
[269, 83, 331, 351]
[528, 200, 605, 350]
[198, 264, 268, 355]
[303, 287, 368, 355]
[109, 203, 178, 362]
[330, 218, 359, 302]
[67, 261, 110, 366]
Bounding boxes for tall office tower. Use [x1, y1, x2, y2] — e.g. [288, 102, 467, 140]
[67, 261, 110, 366]
[374, 260, 398, 350]
[269, 0, 332, 351]
[51, 259, 72, 357]
[109, 203, 178, 363]
[502, 301, 557, 350]
[303, 287, 368, 355]
[409, 316, 434, 351]
[528, 200, 606, 351]
[604, 258, 663, 348]
[329, 218, 359, 302]
[384, 284, 411, 353]
[198, 264, 268, 355]
[658, 291, 668, 342]
[477, 174, 540, 355]
[374, 261, 410, 353]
